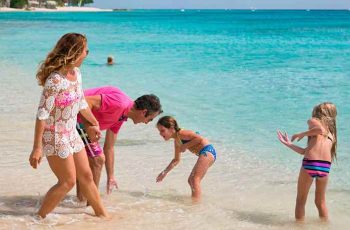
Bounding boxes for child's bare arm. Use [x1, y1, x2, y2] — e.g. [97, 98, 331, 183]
[287, 144, 306, 155]
[291, 119, 325, 142]
[277, 130, 306, 155]
[156, 142, 181, 182]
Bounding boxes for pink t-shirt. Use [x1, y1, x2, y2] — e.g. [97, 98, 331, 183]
[78, 86, 134, 134]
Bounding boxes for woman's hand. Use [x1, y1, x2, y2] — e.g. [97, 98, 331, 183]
[86, 125, 102, 142]
[29, 148, 42, 169]
[156, 171, 167, 183]
[277, 130, 293, 147]
[291, 132, 305, 142]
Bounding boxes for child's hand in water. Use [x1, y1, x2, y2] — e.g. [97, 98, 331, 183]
[291, 133, 305, 142]
[29, 148, 42, 169]
[277, 130, 292, 147]
[156, 171, 167, 182]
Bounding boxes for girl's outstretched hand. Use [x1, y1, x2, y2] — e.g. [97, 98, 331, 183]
[277, 130, 292, 147]
[29, 148, 42, 169]
[156, 171, 166, 183]
[291, 133, 305, 142]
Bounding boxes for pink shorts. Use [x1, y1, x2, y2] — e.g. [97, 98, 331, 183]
[76, 123, 103, 158]
[85, 142, 103, 158]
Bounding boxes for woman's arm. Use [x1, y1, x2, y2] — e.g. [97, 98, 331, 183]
[29, 119, 46, 169]
[156, 142, 181, 182]
[79, 107, 99, 126]
[78, 95, 102, 142]
[79, 108, 101, 142]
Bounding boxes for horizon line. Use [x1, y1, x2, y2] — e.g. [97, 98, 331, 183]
[101, 8, 350, 10]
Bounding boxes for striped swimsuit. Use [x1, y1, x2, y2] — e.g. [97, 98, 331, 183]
[302, 132, 333, 178]
[302, 158, 331, 178]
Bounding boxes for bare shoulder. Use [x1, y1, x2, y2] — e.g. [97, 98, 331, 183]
[178, 129, 196, 139]
[308, 118, 327, 132]
[307, 118, 322, 127]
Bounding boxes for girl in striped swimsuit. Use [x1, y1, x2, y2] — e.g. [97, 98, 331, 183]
[277, 102, 337, 222]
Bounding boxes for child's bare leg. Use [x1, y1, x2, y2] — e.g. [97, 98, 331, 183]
[315, 176, 329, 221]
[188, 153, 214, 202]
[73, 149, 108, 217]
[295, 168, 313, 221]
[38, 155, 76, 218]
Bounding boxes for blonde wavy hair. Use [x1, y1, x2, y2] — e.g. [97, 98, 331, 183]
[312, 102, 337, 161]
[36, 33, 87, 86]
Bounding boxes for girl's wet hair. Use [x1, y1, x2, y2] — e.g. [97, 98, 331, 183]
[36, 33, 87, 86]
[312, 102, 337, 161]
[157, 116, 180, 132]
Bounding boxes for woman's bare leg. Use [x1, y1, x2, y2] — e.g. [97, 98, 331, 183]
[37, 155, 76, 218]
[73, 149, 108, 217]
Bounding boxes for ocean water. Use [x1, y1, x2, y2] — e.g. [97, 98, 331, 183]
[0, 10, 350, 229]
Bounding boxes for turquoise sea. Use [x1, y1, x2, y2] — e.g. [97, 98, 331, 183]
[1, 10, 350, 229]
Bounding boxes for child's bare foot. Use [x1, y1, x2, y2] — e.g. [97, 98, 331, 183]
[295, 218, 305, 223]
[191, 196, 201, 204]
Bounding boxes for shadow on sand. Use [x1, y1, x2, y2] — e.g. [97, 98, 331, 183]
[226, 208, 292, 227]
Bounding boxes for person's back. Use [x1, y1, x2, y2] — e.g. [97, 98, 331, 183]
[304, 119, 333, 162]
[79, 86, 133, 132]
[176, 129, 209, 155]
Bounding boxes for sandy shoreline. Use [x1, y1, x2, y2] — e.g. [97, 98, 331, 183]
[0, 6, 113, 12]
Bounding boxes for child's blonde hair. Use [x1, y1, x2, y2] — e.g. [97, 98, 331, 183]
[157, 116, 181, 132]
[36, 33, 87, 86]
[312, 102, 337, 161]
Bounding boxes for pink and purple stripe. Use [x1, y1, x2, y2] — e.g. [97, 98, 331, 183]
[302, 158, 331, 178]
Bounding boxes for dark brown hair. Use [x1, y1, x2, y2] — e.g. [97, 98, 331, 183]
[134, 94, 163, 117]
